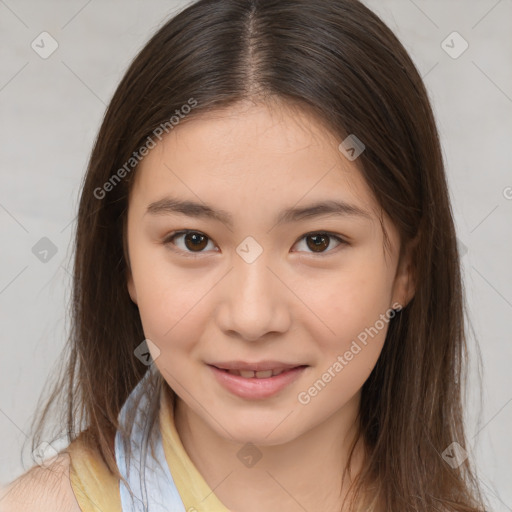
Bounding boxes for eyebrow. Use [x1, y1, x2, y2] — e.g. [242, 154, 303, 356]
[145, 196, 372, 228]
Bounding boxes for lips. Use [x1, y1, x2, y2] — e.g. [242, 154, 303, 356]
[209, 361, 307, 379]
[208, 363, 309, 399]
[224, 368, 286, 378]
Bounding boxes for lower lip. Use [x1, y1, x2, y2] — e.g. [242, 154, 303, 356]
[209, 365, 308, 400]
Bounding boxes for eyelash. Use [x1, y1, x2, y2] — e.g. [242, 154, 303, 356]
[162, 230, 348, 258]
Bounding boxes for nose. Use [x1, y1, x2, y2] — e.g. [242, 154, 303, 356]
[215, 254, 292, 342]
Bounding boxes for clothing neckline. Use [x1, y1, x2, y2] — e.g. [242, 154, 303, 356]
[158, 379, 231, 512]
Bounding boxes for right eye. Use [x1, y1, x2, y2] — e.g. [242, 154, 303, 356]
[163, 230, 218, 257]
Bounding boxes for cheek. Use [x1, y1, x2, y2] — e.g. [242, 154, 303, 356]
[296, 279, 391, 413]
[298, 257, 395, 349]
[294, 259, 395, 408]
[136, 281, 208, 380]
[128, 247, 203, 340]
[137, 281, 207, 343]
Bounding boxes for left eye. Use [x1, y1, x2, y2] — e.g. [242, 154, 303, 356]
[293, 232, 346, 254]
[163, 230, 346, 257]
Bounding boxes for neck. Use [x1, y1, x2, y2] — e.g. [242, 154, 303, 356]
[173, 389, 365, 512]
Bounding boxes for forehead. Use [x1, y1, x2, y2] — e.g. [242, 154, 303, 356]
[129, 101, 379, 217]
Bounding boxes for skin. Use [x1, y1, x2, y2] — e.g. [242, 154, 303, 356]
[126, 99, 415, 512]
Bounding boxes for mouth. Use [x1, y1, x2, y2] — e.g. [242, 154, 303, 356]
[207, 361, 309, 399]
[209, 361, 308, 376]
[212, 367, 307, 378]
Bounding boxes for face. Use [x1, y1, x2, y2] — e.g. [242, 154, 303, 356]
[126, 100, 413, 446]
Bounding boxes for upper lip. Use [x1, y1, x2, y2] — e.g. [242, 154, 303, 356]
[209, 361, 307, 372]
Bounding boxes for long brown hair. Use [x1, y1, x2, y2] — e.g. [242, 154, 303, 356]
[27, 0, 486, 510]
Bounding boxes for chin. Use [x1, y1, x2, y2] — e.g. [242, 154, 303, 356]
[211, 409, 305, 447]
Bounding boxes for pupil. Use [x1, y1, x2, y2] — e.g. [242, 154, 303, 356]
[307, 234, 328, 252]
[185, 232, 208, 251]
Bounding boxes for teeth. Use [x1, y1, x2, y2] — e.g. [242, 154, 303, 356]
[255, 370, 273, 378]
[225, 368, 290, 378]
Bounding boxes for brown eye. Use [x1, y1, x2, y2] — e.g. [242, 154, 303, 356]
[183, 232, 209, 251]
[306, 234, 330, 252]
[294, 232, 346, 255]
[164, 230, 215, 256]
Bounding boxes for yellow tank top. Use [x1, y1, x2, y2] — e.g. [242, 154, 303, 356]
[67, 382, 230, 512]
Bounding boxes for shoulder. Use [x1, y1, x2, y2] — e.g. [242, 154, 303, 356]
[0, 453, 82, 512]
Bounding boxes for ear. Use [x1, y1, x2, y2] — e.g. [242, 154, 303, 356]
[391, 236, 417, 309]
[127, 269, 138, 305]
[123, 228, 138, 305]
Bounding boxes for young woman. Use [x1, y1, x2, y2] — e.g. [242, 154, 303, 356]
[1, 0, 487, 510]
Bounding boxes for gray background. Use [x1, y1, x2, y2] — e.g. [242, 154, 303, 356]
[0, 0, 511, 509]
